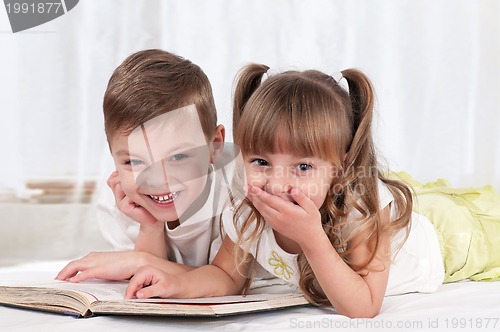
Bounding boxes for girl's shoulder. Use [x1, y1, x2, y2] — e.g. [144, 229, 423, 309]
[348, 179, 395, 219]
[377, 179, 395, 210]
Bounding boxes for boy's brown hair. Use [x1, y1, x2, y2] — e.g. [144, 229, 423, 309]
[103, 49, 217, 145]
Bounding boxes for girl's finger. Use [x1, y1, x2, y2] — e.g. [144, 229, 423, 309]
[125, 270, 152, 299]
[250, 193, 280, 222]
[135, 282, 168, 299]
[290, 188, 317, 213]
[247, 186, 295, 212]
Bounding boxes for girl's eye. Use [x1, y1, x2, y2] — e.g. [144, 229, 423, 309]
[170, 153, 188, 161]
[125, 159, 144, 167]
[296, 163, 313, 172]
[250, 159, 269, 167]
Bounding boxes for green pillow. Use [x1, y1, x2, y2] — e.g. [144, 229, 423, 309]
[388, 172, 500, 282]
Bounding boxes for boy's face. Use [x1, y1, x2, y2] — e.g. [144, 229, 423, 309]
[110, 105, 212, 223]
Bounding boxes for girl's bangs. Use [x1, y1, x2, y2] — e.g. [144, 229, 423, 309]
[238, 104, 343, 165]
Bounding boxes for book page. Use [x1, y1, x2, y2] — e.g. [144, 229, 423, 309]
[0, 271, 310, 317]
[48, 279, 128, 302]
[129, 293, 301, 304]
[0, 271, 127, 303]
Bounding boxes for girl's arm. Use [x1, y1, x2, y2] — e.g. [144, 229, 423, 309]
[301, 206, 391, 318]
[125, 236, 249, 299]
[247, 186, 391, 318]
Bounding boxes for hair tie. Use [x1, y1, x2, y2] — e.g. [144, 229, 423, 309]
[332, 71, 349, 94]
[261, 68, 279, 84]
[331, 71, 343, 82]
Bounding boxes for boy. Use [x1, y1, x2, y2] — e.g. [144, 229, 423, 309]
[57, 49, 235, 281]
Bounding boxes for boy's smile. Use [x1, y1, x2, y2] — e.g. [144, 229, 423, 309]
[149, 192, 179, 205]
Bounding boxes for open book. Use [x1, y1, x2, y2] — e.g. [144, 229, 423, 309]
[0, 274, 309, 318]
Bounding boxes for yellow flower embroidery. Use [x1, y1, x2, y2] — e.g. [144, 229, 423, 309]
[267, 250, 294, 281]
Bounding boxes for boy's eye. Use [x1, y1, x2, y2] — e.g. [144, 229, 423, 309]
[125, 159, 144, 166]
[296, 163, 313, 172]
[250, 159, 269, 167]
[170, 153, 189, 161]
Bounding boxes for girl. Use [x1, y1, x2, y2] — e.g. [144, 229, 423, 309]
[123, 64, 454, 318]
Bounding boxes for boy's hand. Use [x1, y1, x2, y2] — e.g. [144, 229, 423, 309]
[125, 266, 178, 299]
[55, 251, 144, 282]
[107, 171, 157, 225]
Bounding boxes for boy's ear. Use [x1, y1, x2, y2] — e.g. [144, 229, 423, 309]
[210, 125, 225, 163]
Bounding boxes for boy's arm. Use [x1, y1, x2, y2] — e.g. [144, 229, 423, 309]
[125, 236, 248, 299]
[108, 171, 168, 259]
[56, 250, 196, 282]
[134, 221, 168, 259]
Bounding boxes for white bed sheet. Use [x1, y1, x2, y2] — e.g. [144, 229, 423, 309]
[1, 260, 499, 332]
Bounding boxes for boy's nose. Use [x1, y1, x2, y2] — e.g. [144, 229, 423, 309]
[136, 160, 169, 190]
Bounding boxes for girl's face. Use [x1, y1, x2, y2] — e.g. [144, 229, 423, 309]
[244, 151, 336, 209]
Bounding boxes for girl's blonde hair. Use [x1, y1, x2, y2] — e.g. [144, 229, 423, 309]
[231, 63, 413, 305]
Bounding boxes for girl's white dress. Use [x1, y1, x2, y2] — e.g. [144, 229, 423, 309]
[222, 180, 445, 296]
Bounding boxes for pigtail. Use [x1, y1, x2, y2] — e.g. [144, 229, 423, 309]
[232, 63, 269, 136]
[341, 69, 379, 221]
[229, 63, 270, 294]
[340, 69, 412, 271]
[341, 69, 374, 163]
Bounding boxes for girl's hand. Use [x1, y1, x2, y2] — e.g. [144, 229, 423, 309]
[107, 171, 158, 226]
[246, 186, 324, 248]
[55, 251, 143, 282]
[125, 266, 178, 299]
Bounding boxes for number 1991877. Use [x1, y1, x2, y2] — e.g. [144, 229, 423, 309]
[6, 2, 62, 14]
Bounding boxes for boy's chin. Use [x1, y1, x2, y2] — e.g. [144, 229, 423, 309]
[150, 210, 181, 224]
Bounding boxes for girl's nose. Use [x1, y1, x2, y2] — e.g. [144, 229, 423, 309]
[265, 170, 292, 195]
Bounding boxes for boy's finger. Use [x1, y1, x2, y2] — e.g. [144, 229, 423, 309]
[55, 261, 85, 280]
[106, 171, 120, 188]
[69, 269, 99, 283]
[113, 182, 126, 201]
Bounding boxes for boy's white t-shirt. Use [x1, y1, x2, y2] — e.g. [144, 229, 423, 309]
[222, 180, 444, 296]
[97, 168, 230, 267]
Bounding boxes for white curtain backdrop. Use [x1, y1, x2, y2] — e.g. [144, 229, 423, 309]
[1, 0, 499, 197]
